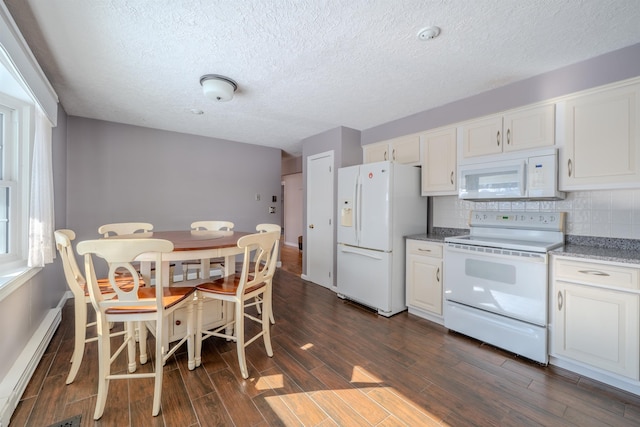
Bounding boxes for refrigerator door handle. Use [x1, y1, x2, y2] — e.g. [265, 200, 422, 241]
[355, 174, 362, 244]
[339, 246, 384, 260]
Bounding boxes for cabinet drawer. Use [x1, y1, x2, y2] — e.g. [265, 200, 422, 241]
[407, 240, 442, 258]
[555, 258, 639, 290]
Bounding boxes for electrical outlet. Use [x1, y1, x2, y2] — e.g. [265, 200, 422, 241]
[269, 206, 276, 214]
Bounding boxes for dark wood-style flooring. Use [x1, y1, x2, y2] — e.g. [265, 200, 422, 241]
[10, 244, 640, 426]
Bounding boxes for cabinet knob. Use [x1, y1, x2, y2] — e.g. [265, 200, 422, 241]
[384, 150, 388, 161]
[175, 320, 182, 326]
[309, 224, 315, 229]
[506, 128, 511, 145]
[497, 131, 501, 147]
[568, 159, 573, 177]
[450, 171, 454, 185]
[436, 267, 440, 282]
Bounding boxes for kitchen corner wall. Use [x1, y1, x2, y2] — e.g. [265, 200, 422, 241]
[433, 189, 640, 239]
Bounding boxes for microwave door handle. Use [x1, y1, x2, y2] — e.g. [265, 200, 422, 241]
[522, 162, 527, 197]
[355, 174, 361, 244]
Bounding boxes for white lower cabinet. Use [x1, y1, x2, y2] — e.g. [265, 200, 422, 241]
[406, 239, 443, 323]
[169, 298, 224, 342]
[551, 257, 640, 382]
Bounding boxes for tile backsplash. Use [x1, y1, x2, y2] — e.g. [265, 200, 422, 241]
[432, 189, 640, 239]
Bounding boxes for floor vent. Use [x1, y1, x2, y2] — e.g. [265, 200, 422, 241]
[47, 414, 81, 427]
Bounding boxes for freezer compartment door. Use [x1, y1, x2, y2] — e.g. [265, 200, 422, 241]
[337, 245, 392, 313]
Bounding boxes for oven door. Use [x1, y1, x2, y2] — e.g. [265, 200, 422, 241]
[444, 243, 548, 326]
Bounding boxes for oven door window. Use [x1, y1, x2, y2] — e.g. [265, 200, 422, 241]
[444, 248, 548, 326]
[466, 258, 516, 284]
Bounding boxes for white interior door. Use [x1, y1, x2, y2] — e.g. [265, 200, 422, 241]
[305, 151, 334, 288]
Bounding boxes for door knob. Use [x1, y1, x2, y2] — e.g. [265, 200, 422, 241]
[309, 224, 314, 229]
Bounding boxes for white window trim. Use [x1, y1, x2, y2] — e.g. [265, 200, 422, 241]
[0, 93, 33, 279]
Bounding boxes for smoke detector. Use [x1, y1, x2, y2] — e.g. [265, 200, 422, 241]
[417, 26, 441, 41]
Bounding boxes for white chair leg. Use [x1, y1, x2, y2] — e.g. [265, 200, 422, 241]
[66, 298, 88, 384]
[263, 292, 274, 357]
[194, 297, 204, 367]
[236, 300, 248, 379]
[94, 314, 111, 420]
[152, 316, 163, 416]
[126, 322, 137, 373]
[139, 321, 148, 364]
[186, 301, 195, 371]
[268, 285, 275, 325]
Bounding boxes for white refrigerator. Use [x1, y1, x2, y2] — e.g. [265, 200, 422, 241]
[337, 161, 427, 316]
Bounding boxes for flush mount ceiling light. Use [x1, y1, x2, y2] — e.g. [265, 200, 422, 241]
[200, 74, 238, 102]
[417, 26, 441, 41]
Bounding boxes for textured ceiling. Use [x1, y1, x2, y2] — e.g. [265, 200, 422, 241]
[5, 0, 640, 156]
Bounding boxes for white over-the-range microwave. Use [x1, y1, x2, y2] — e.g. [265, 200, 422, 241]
[458, 148, 566, 201]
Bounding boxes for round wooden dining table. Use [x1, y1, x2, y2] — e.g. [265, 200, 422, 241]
[112, 229, 252, 346]
[125, 229, 253, 284]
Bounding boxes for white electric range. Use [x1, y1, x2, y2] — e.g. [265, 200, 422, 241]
[443, 211, 566, 364]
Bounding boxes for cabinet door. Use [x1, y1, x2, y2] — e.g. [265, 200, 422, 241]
[391, 134, 421, 165]
[363, 142, 389, 163]
[461, 115, 503, 158]
[553, 281, 639, 379]
[170, 299, 224, 342]
[406, 252, 442, 315]
[503, 104, 555, 152]
[421, 127, 457, 195]
[560, 82, 640, 190]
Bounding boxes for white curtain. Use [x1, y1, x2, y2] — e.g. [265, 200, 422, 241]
[28, 106, 55, 267]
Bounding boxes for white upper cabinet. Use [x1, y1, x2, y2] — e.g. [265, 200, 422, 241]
[558, 79, 640, 190]
[461, 103, 555, 159]
[421, 126, 457, 195]
[363, 133, 421, 165]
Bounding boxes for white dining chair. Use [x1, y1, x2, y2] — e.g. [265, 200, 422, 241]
[54, 229, 136, 384]
[194, 230, 279, 379]
[98, 222, 178, 284]
[254, 223, 281, 324]
[182, 220, 234, 280]
[77, 237, 196, 419]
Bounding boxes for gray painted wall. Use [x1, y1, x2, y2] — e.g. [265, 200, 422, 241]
[66, 117, 282, 243]
[362, 42, 640, 145]
[300, 126, 361, 279]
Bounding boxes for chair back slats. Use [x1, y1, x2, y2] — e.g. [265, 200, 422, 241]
[77, 238, 173, 311]
[237, 231, 279, 295]
[98, 222, 153, 237]
[190, 221, 234, 231]
[55, 229, 87, 298]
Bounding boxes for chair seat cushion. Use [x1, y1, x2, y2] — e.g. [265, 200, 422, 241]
[196, 274, 265, 295]
[104, 286, 195, 314]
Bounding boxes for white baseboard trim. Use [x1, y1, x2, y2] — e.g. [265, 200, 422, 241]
[0, 307, 62, 427]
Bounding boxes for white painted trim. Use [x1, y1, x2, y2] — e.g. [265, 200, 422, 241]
[0, 307, 62, 427]
[0, 3, 58, 126]
[0, 266, 41, 303]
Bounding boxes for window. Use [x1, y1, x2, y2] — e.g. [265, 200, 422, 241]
[0, 93, 32, 272]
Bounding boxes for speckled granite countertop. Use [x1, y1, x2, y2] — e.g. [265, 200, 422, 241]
[552, 235, 640, 264]
[405, 228, 469, 244]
